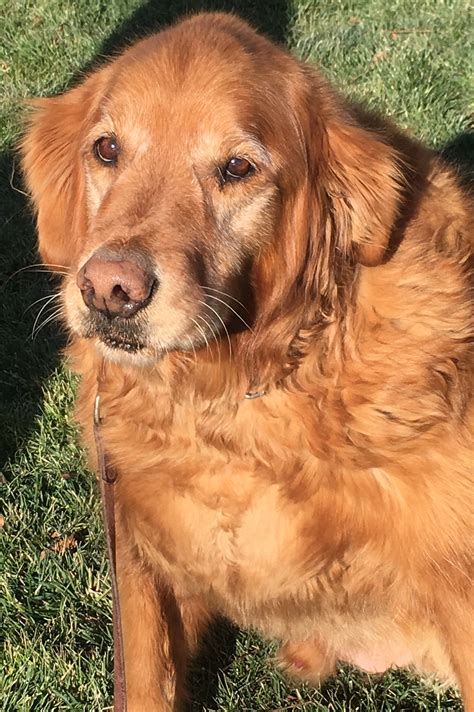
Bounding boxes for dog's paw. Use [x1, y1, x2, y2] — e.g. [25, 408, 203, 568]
[276, 638, 337, 684]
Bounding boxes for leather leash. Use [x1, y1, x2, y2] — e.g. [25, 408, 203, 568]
[93, 390, 127, 711]
[91, 362, 265, 711]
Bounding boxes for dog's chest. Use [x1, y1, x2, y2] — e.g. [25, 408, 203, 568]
[107, 388, 349, 616]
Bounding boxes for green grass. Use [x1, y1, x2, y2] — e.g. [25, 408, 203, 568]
[1, 1, 471, 710]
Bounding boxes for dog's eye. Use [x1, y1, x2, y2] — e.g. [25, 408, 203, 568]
[222, 157, 254, 183]
[94, 135, 120, 165]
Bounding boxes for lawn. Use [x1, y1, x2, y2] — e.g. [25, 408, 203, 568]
[0, 1, 471, 710]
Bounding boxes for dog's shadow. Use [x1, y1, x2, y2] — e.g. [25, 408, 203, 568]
[187, 618, 239, 711]
[0, 151, 63, 473]
[72, 0, 291, 86]
[440, 130, 474, 191]
[100, 0, 290, 54]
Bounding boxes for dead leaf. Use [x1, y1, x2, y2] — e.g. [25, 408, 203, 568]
[51, 535, 78, 554]
[371, 50, 389, 64]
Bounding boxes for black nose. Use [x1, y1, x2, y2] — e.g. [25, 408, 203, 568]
[77, 252, 156, 318]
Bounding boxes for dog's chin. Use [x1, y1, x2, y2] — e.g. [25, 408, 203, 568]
[93, 331, 206, 367]
[83, 313, 221, 367]
[95, 337, 158, 367]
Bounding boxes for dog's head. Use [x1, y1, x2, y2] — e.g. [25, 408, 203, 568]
[21, 13, 403, 370]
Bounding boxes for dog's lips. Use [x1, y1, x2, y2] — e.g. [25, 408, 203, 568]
[100, 334, 146, 352]
[81, 311, 148, 353]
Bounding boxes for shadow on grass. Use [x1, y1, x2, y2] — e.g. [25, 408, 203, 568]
[0, 151, 63, 472]
[98, 0, 290, 58]
[440, 130, 474, 192]
[188, 619, 240, 711]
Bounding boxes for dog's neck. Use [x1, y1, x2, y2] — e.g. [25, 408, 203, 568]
[69, 279, 351, 406]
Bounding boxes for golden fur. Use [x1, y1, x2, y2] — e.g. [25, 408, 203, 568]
[21, 13, 473, 710]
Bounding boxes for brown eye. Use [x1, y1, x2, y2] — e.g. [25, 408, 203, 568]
[94, 135, 120, 165]
[223, 157, 254, 182]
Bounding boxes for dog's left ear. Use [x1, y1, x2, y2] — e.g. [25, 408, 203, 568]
[325, 117, 404, 266]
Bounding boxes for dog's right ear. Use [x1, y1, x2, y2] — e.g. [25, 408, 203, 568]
[20, 67, 111, 270]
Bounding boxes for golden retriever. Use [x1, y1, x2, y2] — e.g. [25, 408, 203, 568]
[21, 12, 473, 711]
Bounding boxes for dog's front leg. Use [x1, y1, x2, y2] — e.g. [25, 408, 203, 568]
[116, 527, 210, 711]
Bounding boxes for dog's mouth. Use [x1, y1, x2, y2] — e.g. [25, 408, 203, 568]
[83, 313, 148, 354]
[100, 334, 146, 352]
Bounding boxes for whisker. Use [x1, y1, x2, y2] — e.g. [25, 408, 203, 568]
[11, 262, 69, 273]
[31, 297, 60, 337]
[32, 307, 64, 339]
[194, 312, 218, 343]
[199, 300, 232, 360]
[30, 292, 65, 336]
[190, 317, 211, 355]
[23, 292, 61, 316]
[9, 160, 30, 198]
[27, 262, 70, 271]
[200, 286, 249, 313]
[3, 263, 70, 288]
[186, 336, 197, 368]
[33, 309, 64, 338]
[204, 293, 253, 332]
[195, 313, 221, 367]
[26, 268, 69, 276]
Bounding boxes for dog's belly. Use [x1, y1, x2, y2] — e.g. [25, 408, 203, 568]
[342, 643, 414, 673]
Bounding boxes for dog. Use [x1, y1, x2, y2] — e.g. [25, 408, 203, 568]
[21, 12, 473, 711]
